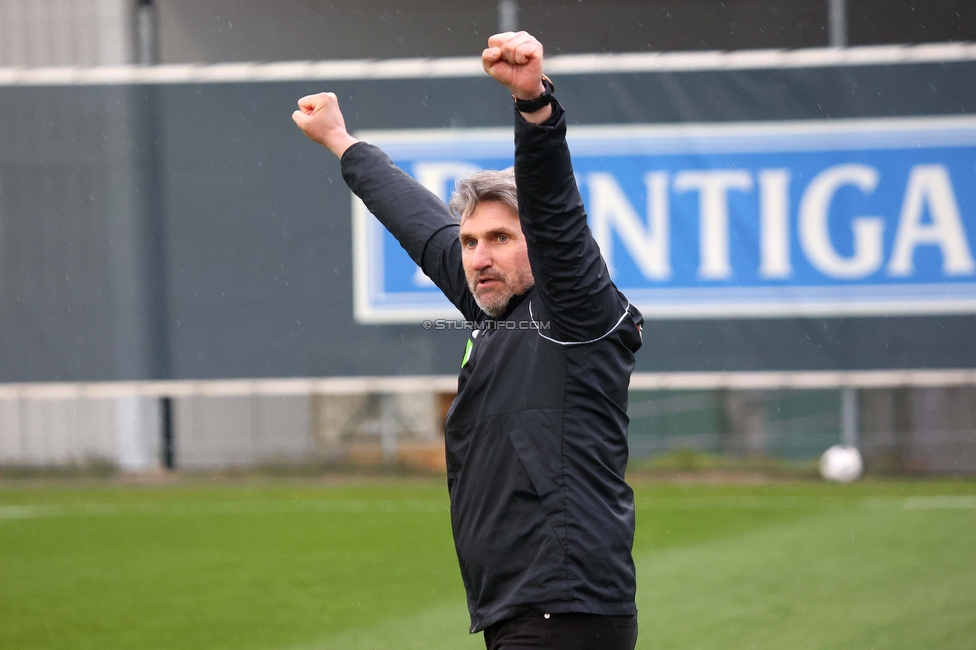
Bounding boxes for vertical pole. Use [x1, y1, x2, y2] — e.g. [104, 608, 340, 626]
[892, 387, 912, 472]
[828, 0, 848, 48]
[380, 394, 398, 463]
[840, 386, 858, 447]
[161, 397, 174, 469]
[136, 0, 158, 65]
[498, 0, 519, 33]
[139, 3, 170, 470]
[133, 0, 169, 385]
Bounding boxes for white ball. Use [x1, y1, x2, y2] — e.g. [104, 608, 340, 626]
[819, 444, 864, 483]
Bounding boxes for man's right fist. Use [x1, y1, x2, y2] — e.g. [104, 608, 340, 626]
[482, 31, 545, 100]
[292, 92, 359, 158]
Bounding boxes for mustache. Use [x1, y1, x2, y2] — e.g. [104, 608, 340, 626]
[474, 271, 504, 283]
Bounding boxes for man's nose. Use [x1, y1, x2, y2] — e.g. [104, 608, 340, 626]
[471, 242, 493, 271]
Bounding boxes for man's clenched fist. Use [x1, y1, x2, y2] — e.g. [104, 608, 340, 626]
[292, 92, 358, 158]
[482, 32, 551, 122]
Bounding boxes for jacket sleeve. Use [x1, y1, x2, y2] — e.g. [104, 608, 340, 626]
[514, 101, 627, 342]
[340, 142, 481, 321]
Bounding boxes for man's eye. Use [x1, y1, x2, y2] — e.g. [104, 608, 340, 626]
[497, 235, 509, 243]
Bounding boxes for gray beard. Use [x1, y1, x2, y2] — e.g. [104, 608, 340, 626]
[473, 288, 513, 318]
[468, 269, 534, 318]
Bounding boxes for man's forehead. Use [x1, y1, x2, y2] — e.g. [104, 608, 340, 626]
[459, 200, 522, 237]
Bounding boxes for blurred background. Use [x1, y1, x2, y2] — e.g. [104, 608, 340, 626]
[1, 3, 976, 650]
[1, 0, 974, 476]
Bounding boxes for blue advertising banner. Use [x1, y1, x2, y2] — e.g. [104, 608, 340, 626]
[353, 116, 976, 323]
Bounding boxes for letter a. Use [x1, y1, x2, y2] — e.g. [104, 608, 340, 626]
[888, 165, 976, 276]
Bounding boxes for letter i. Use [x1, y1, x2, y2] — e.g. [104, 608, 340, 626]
[759, 169, 792, 279]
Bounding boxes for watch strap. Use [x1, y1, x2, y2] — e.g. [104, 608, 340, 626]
[513, 75, 555, 113]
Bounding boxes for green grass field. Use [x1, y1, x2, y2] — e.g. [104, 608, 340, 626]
[2, 477, 975, 649]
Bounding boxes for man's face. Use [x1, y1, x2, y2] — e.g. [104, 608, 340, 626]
[459, 201, 534, 317]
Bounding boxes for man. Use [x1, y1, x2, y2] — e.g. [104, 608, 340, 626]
[293, 32, 643, 650]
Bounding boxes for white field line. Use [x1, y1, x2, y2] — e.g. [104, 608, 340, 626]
[1, 42, 975, 87]
[0, 499, 448, 520]
[636, 496, 835, 510]
[899, 495, 976, 510]
[2, 495, 972, 521]
[638, 495, 976, 510]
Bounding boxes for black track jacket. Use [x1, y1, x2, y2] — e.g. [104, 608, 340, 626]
[341, 100, 644, 633]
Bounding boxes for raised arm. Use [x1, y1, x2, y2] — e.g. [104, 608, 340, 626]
[482, 34, 625, 341]
[293, 92, 478, 320]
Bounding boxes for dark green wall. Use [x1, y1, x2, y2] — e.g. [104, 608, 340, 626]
[2, 60, 976, 381]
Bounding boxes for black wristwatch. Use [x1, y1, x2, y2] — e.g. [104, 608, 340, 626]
[513, 75, 555, 113]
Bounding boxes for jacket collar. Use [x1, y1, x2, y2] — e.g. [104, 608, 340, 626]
[498, 286, 533, 320]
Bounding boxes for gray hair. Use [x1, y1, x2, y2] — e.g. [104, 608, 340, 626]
[448, 168, 518, 223]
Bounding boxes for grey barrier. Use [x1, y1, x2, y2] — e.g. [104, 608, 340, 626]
[1, 371, 974, 473]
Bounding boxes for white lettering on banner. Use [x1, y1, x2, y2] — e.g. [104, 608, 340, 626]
[888, 165, 976, 277]
[758, 169, 792, 279]
[673, 170, 753, 280]
[799, 164, 885, 279]
[404, 161, 974, 287]
[587, 172, 671, 280]
[411, 162, 482, 287]
[354, 117, 976, 323]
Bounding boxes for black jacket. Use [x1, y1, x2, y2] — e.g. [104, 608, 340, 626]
[341, 100, 643, 633]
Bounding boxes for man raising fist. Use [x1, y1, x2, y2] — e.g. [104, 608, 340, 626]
[481, 31, 552, 123]
[294, 32, 642, 650]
